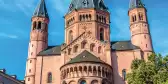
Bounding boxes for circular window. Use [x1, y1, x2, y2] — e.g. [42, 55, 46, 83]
[80, 80, 86, 84]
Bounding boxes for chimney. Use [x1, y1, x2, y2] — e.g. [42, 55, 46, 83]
[0, 69, 6, 73]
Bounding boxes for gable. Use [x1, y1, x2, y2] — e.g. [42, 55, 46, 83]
[67, 50, 104, 64]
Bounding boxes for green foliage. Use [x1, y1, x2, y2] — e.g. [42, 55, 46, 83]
[127, 53, 168, 84]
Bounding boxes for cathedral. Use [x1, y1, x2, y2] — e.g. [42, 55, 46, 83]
[24, 0, 153, 84]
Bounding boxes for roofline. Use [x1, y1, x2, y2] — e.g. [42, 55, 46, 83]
[111, 48, 141, 52]
[60, 61, 112, 70]
[0, 72, 24, 84]
[111, 40, 131, 43]
[64, 8, 110, 18]
[37, 54, 61, 56]
[31, 16, 50, 21]
[128, 7, 147, 16]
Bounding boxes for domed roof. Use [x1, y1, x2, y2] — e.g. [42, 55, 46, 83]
[129, 0, 145, 9]
[68, 0, 108, 12]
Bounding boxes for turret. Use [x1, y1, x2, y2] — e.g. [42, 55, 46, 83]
[128, 0, 153, 60]
[25, 0, 49, 84]
[65, 0, 110, 44]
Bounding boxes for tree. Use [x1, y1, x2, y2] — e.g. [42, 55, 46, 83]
[127, 53, 168, 84]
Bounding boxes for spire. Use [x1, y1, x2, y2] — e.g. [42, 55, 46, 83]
[129, 0, 145, 9]
[33, 0, 49, 18]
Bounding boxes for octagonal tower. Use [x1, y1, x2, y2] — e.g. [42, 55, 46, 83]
[128, 0, 153, 60]
[25, 0, 49, 84]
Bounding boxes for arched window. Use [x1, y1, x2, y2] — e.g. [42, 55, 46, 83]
[68, 48, 72, 55]
[97, 15, 99, 21]
[132, 16, 134, 22]
[74, 45, 78, 53]
[102, 79, 107, 84]
[80, 80, 86, 84]
[132, 15, 137, 22]
[144, 35, 146, 39]
[83, 15, 85, 21]
[100, 28, 104, 41]
[89, 14, 92, 20]
[28, 78, 30, 81]
[69, 81, 75, 84]
[93, 66, 97, 76]
[134, 15, 137, 22]
[139, 13, 143, 20]
[81, 41, 87, 49]
[62, 81, 67, 84]
[79, 66, 82, 72]
[101, 16, 103, 22]
[90, 43, 95, 51]
[91, 80, 98, 84]
[99, 16, 101, 22]
[33, 21, 36, 30]
[47, 72, 52, 83]
[104, 17, 106, 23]
[84, 66, 87, 72]
[80, 15, 82, 21]
[122, 69, 126, 81]
[37, 21, 41, 29]
[69, 30, 73, 43]
[86, 14, 88, 20]
[98, 46, 102, 53]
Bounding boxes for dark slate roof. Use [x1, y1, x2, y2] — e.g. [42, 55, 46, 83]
[0, 70, 24, 84]
[129, 0, 144, 9]
[111, 41, 140, 51]
[67, 50, 104, 64]
[33, 0, 49, 18]
[68, 0, 108, 13]
[38, 45, 61, 56]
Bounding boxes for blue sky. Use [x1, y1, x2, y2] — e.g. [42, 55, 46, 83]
[0, 0, 168, 80]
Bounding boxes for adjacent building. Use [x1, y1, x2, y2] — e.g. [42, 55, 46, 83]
[0, 69, 24, 84]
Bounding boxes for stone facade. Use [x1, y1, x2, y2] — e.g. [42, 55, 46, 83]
[24, 0, 153, 84]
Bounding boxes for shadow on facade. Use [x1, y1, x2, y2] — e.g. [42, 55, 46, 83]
[112, 52, 126, 84]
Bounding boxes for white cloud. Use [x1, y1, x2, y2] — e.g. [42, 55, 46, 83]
[0, 32, 18, 39]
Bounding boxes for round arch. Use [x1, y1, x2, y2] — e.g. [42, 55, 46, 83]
[91, 80, 98, 84]
[69, 80, 76, 84]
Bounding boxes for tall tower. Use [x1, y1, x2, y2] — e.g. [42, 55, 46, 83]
[64, 0, 111, 45]
[63, 0, 111, 65]
[25, 0, 49, 84]
[128, 0, 153, 60]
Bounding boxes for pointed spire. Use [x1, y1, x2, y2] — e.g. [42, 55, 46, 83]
[33, 0, 49, 19]
[129, 0, 145, 9]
